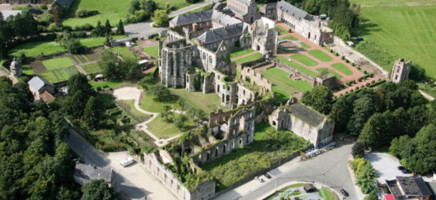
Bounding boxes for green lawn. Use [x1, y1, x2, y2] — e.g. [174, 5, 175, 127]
[170, 88, 228, 113]
[275, 25, 289, 35]
[111, 47, 131, 55]
[351, 0, 436, 78]
[201, 123, 309, 190]
[82, 62, 102, 74]
[230, 48, 255, 59]
[139, 93, 178, 113]
[42, 57, 75, 70]
[148, 114, 194, 139]
[9, 41, 65, 58]
[318, 188, 338, 200]
[90, 79, 134, 89]
[290, 54, 319, 66]
[122, 54, 139, 60]
[22, 65, 34, 75]
[316, 67, 343, 79]
[234, 53, 263, 64]
[301, 42, 311, 50]
[308, 49, 333, 62]
[262, 67, 312, 103]
[40, 67, 79, 83]
[143, 45, 159, 58]
[282, 35, 299, 41]
[277, 56, 318, 77]
[117, 100, 151, 122]
[81, 35, 125, 47]
[331, 63, 353, 76]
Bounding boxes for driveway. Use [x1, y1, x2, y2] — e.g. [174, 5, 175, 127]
[65, 130, 177, 200]
[214, 143, 364, 200]
[124, 1, 212, 38]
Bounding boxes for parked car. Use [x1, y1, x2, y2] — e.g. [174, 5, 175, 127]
[397, 166, 405, 170]
[340, 188, 349, 197]
[120, 157, 135, 167]
[264, 173, 272, 179]
[402, 169, 411, 174]
[254, 176, 264, 183]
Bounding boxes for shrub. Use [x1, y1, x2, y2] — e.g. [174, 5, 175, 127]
[352, 63, 356, 66]
[336, 52, 339, 56]
[330, 49, 334, 53]
[371, 80, 375, 84]
[366, 83, 370, 87]
[40, 3, 48, 10]
[352, 142, 365, 158]
[341, 56, 345, 60]
[77, 9, 88, 18]
[149, 33, 158, 39]
[364, 70, 368, 74]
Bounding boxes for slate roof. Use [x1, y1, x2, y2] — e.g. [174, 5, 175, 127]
[170, 10, 214, 26]
[28, 76, 53, 92]
[262, 2, 277, 9]
[196, 23, 245, 44]
[211, 11, 241, 26]
[277, 0, 308, 20]
[397, 176, 432, 197]
[289, 103, 325, 126]
[74, 163, 114, 185]
[227, 4, 246, 15]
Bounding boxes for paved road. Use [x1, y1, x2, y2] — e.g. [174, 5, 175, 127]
[65, 130, 177, 200]
[124, 1, 212, 38]
[214, 144, 363, 200]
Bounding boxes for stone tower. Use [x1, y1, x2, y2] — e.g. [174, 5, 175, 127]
[159, 39, 194, 88]
[10, 57, 22, 77]
[390, 58, 412, 83]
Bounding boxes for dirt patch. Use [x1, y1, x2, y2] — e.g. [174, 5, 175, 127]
[113, 87, 141, 101]
[30, 61, 47, 74]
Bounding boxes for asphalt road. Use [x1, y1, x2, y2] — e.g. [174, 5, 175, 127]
[214, 143, 363, 200]
[124, 1, 212, 38]
[65, 130, 177, 200]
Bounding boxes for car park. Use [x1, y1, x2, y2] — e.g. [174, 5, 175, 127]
[120, 157, 135, 167]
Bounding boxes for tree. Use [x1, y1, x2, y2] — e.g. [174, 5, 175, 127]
[146, 84, 170, 100]
[352, 142, 365, 158]
[91, 20, 104, 36]
[58, 31, 84, 54]
[129, 0, 141, 14]
[142, 0, 158, 18]
[301, 86, 333, 114]
[81, 179, 114, 200]
[52, 5, 63, 26]
[176, 99, 186, 113]
[330, 95, 354, 132]
[151, 9, 169, 26]
[161, 105, 172, 122]
[356, 162, 377, 194]
[365, 190, 378, 200]
[98, 49, 119, 78]
[83, 96, 102, 129]
[347, 95, 376, 135]
[104, 19, 112, 36]
[116, 20, 125, 35]
[67, 73, 93, 98]
[358, 112, 394, 150]
[122, 57, 142, 79]
[138, 75, 155, 90]
[174, 114, 187, 131]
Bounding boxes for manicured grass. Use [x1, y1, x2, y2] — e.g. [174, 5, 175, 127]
[318, 188, 338, 200]
[170, 88, 228, 113]
[308, 49, 333, 62]
[40, 67, 79, 83]
[331, 63, 353, 76]
[143, 45, 159, 58]
[351, 0, 436, 78]
[301, 42, 311, 50]
[147, 114, 195, 139]
[230, 48, 255, 59]
[316, 67, 343, 79]
[282, 35, 299, 41]
[290, 54, 319, 66]
[201, 123, 310, 190]
[262, 67, 312, 103]
[111, 47, 131, 55]
[22, 65, 34, 75]
[42, 57, 75, 70]
[234, 53, 263, 64]
[82, 62, 102, 74]
[117, 100, 151, 122]
[9, 41, 65, 58]
[81, 35, 125, 48]
[275, 25, 289, 35]
[277, 56, 318, 77]
[139, 93, 178, 113]
[90, 79, 134, 89]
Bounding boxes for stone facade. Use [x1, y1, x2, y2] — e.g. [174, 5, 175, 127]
[226, 0, 259, 23]
[10, 57, 22, 77]
[390, 58, 411, 83]
[248, 17, 278, 54]
[269, 103, 334, 146]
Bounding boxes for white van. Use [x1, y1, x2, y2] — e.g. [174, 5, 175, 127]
[120, 157, 135, 167]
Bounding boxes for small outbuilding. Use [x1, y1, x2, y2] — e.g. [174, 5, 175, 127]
[304, 183, 317, 192]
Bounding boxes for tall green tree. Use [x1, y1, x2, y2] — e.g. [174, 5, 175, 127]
[151, 9, 169, 26]
[358, 112, 394, 149]
[83, 96, 102, 129]
[81, 179, 114, 200]
[104, 19, 112, 36]
[116, 19, 125, 35]
[301, 86, 333, 114]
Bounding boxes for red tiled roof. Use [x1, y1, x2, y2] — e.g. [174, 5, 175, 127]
[384, 194, 395, 200]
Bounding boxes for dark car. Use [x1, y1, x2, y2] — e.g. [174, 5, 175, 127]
[340, 189, 349, 197]
[264, 173, 272, 179]
[398, 166, 405, 170]
[402, 169, 411, 174]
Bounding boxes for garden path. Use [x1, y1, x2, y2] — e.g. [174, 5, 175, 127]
[113, 86, 182, 147]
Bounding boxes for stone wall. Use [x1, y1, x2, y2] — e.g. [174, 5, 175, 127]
[160, 39, 195, 88]
[277, 60, 315, 84]
[277, 11, 322, 44]
[239, 65, 272, 94]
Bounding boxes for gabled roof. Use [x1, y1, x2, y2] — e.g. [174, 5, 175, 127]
[28, 76, 53, 91]
[397, 176, 432, 197]
[74, 163, 114, 185]
[196, 23, 245, 44]
[211, 11, 242, 26]
[277, 0, 308, 20]
[170, 10, 214, 26]
[289, 103, 325, 126]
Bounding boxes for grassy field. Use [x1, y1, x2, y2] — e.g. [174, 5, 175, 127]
[40, 67, 79, 83]
[331, 63, 353, 76]
[81, 35, 125, 47]
[148, 114, 194, 139]
[22, 65, 34, 75]
[42, 57, 75, 70]
[82, 62, 102, 74]
[9, 41, 64, 58]
[318, 188, 338, 200]
[111, 47, 131, 55]
[234, 53, 263, 64]
[139, 93, 178, 113]
[290, 54, 318, 66]
[262, 67, 312, 103]
[143, 45, 159, 58]
[201, 123, 309, 190]
[308, 49, 333, 62]
[282, 35, 299, 41]
[275, 25, 289, 35]
[230, 48, 254, 59]
[277, 56, 318, 77]
[90, 79, 134, 89]
[170, 88, 227, 113]
[351, 0, 436, 78]
[117, 100, 151, 122]
[316, 67, 343, 79]
[301, 42, 311, 50]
